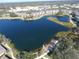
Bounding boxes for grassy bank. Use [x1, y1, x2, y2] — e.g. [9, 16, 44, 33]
[7, 39, 20, 57]
[48, 17, 73, 28]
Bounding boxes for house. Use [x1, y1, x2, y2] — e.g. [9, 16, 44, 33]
[0, 44, 13, 59]
[0, 55, 12, 59]
[47, 40, 58, 52]
[0, 44, 6, 57]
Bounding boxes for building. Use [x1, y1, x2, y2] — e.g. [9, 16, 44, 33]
[0, 55, 12, 59]
[0, 45, 6, 57]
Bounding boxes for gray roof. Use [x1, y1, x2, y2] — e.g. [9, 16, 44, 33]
[0, 45, 6, 56]
[0, 55, 10, 59]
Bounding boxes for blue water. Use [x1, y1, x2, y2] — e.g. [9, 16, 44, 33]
[56, 15, 69, 22]
[0, 16, 69, 50]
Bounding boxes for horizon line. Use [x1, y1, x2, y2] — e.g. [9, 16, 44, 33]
[0, 1, 79, 3]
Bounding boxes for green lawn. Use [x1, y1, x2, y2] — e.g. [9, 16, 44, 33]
[48, 17, 73, 28]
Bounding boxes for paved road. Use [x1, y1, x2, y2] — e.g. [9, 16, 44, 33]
[34, 51, 49, 59]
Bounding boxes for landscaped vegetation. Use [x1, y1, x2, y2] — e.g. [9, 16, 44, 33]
[55, 11, 65, 16]
[49, 31, 79, 59]
[48, 17, 73, 28]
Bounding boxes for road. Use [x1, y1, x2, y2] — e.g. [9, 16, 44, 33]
[34, 51, 49, 59]
[34, 40, 58, 59]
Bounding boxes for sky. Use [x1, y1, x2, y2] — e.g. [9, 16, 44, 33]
[0, 0, 79, 3]
[0, 0, 51, 3]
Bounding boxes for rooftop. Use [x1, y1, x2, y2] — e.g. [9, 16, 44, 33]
[0, 44, 6, 57]
[0, 55, 12, 59]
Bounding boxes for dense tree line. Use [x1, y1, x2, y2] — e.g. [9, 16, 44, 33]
[49, 31, 79, 59]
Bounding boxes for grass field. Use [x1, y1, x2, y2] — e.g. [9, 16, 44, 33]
[48, 17, 73, 28]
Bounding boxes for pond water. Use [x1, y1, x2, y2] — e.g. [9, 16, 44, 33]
[0, 16, 69, 50]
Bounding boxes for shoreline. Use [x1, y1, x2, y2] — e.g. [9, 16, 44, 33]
[0, 15, 44, 21]
[48, 17, 73, 28]
[0, 17, 24, 20]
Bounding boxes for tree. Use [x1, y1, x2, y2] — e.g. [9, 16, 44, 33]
[10, 13, 18, 17]
[49, 31, 79, 59]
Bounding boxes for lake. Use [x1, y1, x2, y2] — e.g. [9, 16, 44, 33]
[0, 16, 69, 50]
